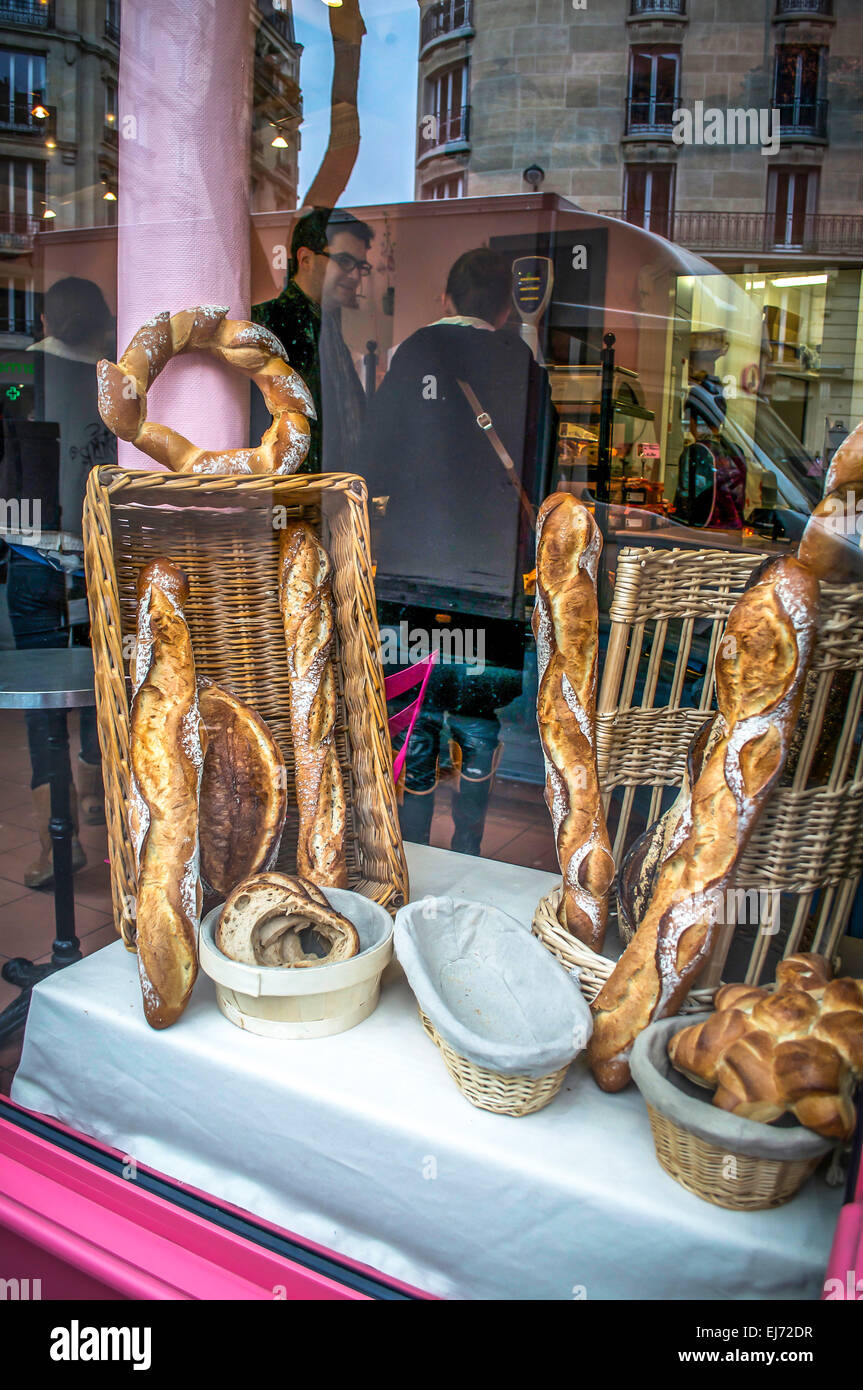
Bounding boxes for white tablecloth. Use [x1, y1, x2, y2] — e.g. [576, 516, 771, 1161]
[12, 844, 841, 1300]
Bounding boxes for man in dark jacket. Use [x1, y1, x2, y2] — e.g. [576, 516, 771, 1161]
[360, 247, 555, 854]
[253, 207, 373, 472]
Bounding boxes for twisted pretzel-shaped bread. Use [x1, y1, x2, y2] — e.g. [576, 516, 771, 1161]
[533, 493, 614, 951]
[668, 953, 863, 1140]
[97, 305, 315, 475]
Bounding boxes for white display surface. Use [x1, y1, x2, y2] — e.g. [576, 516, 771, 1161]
[12, 844, 841, 1301]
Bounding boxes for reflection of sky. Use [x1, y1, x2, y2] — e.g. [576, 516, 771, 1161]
[293, 0, 419, 208]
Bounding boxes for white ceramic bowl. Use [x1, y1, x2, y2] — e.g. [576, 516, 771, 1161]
[198, 886, 393, 1039]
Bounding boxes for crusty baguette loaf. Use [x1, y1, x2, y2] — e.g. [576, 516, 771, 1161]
[279, 522, 348, 888]
[533, 493, 614, 950]
[197, 678, 287, 897]
[668, 953, 863, 1140]
[588, 556, 820, 1091]
[129, 560, 205, 1028]
[798, 418, 863, 581]
[215, 872, 358, 967]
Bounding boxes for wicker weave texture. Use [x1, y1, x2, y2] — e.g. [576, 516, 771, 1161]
[531, 887, 716, 1010]
[419, 1010, 568, 1116]
[596, 546, 863, 973]
[645, 1105, 821, 1210]
[82, 467, 408, 947]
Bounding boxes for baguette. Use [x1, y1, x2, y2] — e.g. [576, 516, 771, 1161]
[278, 522, 348, 888]
[129, 560, 205, 1028]
[798, 418, 863, 582]
[533, 493, 614, 950]
[588, 556, 820, 1090]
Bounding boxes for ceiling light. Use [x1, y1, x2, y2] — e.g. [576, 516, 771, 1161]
[271, 134, 288, 148]
[103, 189, 117, 201]
[322, 1, 344, 7]
[770, 274, 828, 288]
[31, 104, 49, 119]
[45, 138, 56, 149]
[42, 208, 56, 219]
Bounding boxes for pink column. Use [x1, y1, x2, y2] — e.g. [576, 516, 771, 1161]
[116, 0, 253, 469]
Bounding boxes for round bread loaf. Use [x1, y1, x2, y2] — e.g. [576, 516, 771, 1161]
[198, 679, 287, 897]
[215, 872, 359, 968]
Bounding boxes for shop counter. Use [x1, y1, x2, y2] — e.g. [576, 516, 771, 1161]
[11, 845, 842, 1301]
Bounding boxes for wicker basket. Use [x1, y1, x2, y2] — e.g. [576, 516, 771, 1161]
[419, 1009, 569, 1116]
[644, 1104, 823, 1211]
[631, 1014, 832, 1210]
[596, 546, 863, 983]
[531, 885, 716, 1011]
[82, 467, 408, 946]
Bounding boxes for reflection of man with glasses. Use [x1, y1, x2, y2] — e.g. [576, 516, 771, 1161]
[253, 206, 373, 472]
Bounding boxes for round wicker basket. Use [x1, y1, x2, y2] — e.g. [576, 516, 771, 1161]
[531, 885, 717, 1012]
[419, 1009, 569, 1117]
[644, 1105, 823, 1211]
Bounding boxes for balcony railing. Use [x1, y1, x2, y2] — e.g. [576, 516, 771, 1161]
[417, 104, 471, 158]
[776, 97, 828, 139]
[630, 0, 686, 15]
[421, 0, 473, 51]
[0, 0, 53, 27]
[776, 0, 832, 15]
[0, 210, 40, 250]
[0, 315, 38, 336]
[625, 96, 677, 136]
[601, 208, 863, 256]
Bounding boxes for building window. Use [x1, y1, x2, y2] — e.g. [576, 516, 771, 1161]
[626, 45, 680, 134]
[105, 0, 121, 42]
[0, 155, 44, 222]
[767, 166, 819, 249]
[421, 1, 473, 50]
[0, 49, 46, 130]
[422, 173, 465, 200]
[623, 164, 675, 239]
[105, 79, 118, 133]
[1, 275, 36, 335]
[774, 45, 826, 137]
[424, 62, 469, 147]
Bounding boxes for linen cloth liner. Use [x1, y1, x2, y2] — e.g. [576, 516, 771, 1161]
[395, 896, 592, 1077]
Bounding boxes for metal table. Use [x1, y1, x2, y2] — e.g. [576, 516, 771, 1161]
[0, 648, 95, 1044]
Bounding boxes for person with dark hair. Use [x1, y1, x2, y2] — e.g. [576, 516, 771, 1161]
[359, 247, 555, 856]
[4, 276, 116, 888]
[253, 206, 373, 472]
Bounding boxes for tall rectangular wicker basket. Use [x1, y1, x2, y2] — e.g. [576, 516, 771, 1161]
[83, 466, 408, 949]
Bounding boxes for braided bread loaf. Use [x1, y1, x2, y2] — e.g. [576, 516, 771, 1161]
[533, 493, 613, 950]
[668, 953, 863, 1140]
[279, 523, 348, 888]
[588, 556, 820, 1091]
[129, 560, 205, 1028]
[97, 306, 315, 475]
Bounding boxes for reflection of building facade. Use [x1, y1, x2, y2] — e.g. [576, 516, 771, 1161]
[0, 0, 301, 347]
[252, 1, 302, 214]
[413, 0, 863, 463]
[0, 0, 121, 343]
